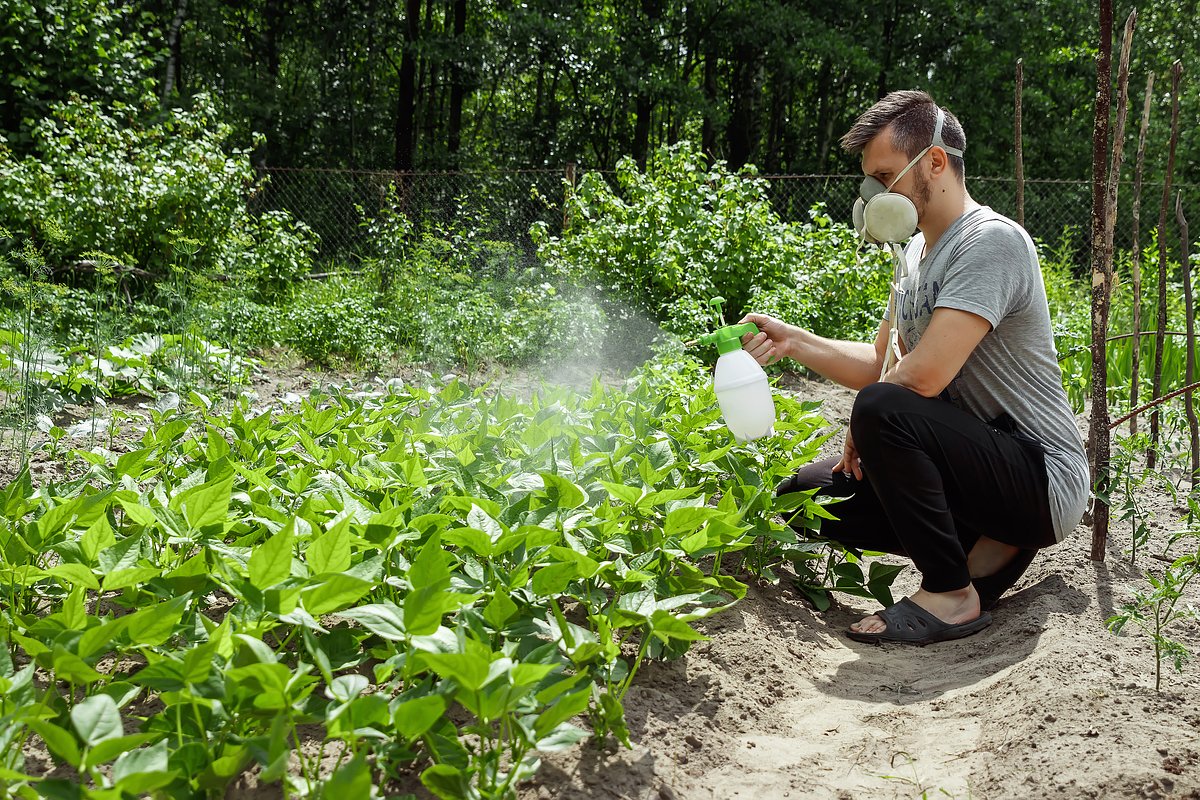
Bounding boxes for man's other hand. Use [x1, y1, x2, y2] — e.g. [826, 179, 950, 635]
[833, 428, 863, 481]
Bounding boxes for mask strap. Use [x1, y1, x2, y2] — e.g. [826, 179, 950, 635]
[885, 107, 964, 192]
[932, 107, 964, 159]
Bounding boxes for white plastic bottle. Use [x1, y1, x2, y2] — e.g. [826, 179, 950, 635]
[700, 320, 776, 442]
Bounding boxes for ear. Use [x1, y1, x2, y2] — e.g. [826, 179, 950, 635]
[928, 146, 951, 178]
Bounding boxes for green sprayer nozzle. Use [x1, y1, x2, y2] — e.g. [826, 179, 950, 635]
[698, 322, 759, 355]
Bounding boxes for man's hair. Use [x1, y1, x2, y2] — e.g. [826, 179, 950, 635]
[840, 90, 966, 180]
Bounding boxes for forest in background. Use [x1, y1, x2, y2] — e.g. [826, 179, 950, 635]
[2, 0, 1198, 183]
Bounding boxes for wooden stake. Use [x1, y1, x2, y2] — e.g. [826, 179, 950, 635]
[1015, 59, 1025, 227]
[1177, 191, 1200, 485]
[1086, 0, 1115, 561]
[1150, 61, 1183, 469]
[1129, 72, 1155, 435]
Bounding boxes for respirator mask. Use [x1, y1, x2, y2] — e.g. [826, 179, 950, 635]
[851, 107, 964, 245]
[849, 106, 964, 379]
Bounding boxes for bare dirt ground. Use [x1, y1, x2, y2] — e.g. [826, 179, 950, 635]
[524, 376, 1200, 800]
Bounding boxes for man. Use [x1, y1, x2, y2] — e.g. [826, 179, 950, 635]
[739, 90, 1088, 645]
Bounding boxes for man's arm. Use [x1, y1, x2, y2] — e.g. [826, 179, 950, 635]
[884, 307, 992, 396]
[739, 314, 890, 390]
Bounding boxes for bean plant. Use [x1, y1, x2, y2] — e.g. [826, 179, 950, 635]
[0, 355, 890, 798]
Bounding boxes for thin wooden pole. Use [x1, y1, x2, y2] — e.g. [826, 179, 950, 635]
[1150, 61, 1183, 469]
[1177, 191, 1199, 485]
[1111, 381, 1200, 429]
[1128, 72, 1154, 435]
[1086, 0, 1115, 561]
[1015, 59, 1025, 227]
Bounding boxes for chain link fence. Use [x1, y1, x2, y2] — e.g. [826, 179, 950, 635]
[256, 166, 1197, 269]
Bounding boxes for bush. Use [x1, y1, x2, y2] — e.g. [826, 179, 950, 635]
[533, 141, 892, 343]
[0, 94, 316, 293]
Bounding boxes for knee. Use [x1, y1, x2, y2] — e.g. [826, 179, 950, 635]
[850, 382, 912, 432]
[775, 461, 828, 497]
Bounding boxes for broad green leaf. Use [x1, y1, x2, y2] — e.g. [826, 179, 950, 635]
[125, 594, 191, 648]
[171, 473, 234, 532]
[421, 764, 470, 800]
[534, 687, 592, 739]
[600, 480, 642, 506]
[79, 517, 116, 563]
[70, 694, 122, 747]
[85, 733, 158, 769]
[48, 562, 99, 590]
[405, 586, 474, 636]
[338, 603, 407, 641]
[539, 473, 586, 510]
[51, 647, 104, 685]
[248, 517, 305, 590]
[665, 506, 725, 537]
[303, 573, 374, 616]
[483, 591, 518, 629]
[649, 611, 708, 643]
[27, 720, 81, 768]
[531, 561, 580, 596]
[408, 533, 452, 590]
[420, 650, 491, 692]
[392, 694, 446, 739]
[323, 754, 372, 796]
[307, 517, 351, 575]
[113, 739, 175, 793]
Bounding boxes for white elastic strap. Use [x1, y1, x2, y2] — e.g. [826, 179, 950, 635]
[880, 243, 906, 380]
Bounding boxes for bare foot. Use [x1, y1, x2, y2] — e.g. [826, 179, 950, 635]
[849, 585, 982, 635]
[967, 536, 1021, 580]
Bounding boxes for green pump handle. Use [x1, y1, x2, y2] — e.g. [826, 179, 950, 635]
[695, 296, 757, 355]
[698, 322, 758, 355]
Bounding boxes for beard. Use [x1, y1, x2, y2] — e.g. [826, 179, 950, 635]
[912, 165, 934, 220]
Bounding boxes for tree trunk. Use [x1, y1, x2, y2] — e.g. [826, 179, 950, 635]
[1086, 0, 1113, 561]
[701, 45, 719, 161]
[1129, 72, 1155, 435]
[725, 44, 756, 170]
[1177, 192, 1200, 486]
[632, 0, 662, 168]
[1150, 61, 1183, 468]
[394, 0, 421, 173]
[1014, 59, 1024, 227]
[447, 0, 467, 161]
[876, 0, 900, 98]
[162, 0, 188, 102]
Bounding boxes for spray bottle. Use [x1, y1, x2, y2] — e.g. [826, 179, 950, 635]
[694, 297, 776, 442]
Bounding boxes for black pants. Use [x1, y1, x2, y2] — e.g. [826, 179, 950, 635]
[776, 382, 1056, 593]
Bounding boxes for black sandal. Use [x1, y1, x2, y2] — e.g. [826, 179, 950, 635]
[846, 597, 993, 646]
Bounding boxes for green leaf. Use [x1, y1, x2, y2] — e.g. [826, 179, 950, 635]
[307, 517, 352, 575]
[85, 733, 157, 769]
[70, 694, 122, 747]
[531, 561, 580, 596]
[405, 585, 473, 637]
[665, 506, 725, 537]
[649, 611, 708, 643]
[303, 573, 374, 616]
[171, 473, 234, 532]
[600, 480, 643, 506]
[421, 764, 470, 800]
[48, 562, 99, 590]
[540, 473, 585, 510]
[392, 694, 447, 740]
[408, 533, 452, 590]
[113, 739, 176, 793]
[27, 720, 81, 768]
[483, 591, 518, 629]
[420, 650, 491, 692]
[338, 603, 407, 641]
[249, 517, 305, 590]
[323, 754, 372, 797]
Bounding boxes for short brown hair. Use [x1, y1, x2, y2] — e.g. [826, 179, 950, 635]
[840, 90, 966, 179]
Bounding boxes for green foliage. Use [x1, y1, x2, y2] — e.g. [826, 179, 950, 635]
[0, 94, 315, 290]
[0, 358, 893, 797]
[534, 143, 891, 343]
[1108, 546, 1200, 693]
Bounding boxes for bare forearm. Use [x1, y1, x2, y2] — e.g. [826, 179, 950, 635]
[785, 328, 882, 390]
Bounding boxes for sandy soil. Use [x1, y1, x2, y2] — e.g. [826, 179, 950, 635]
[524, 376, 1200, 800]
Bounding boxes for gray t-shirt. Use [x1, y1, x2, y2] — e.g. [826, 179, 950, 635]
[892, 206, 1088, 541]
